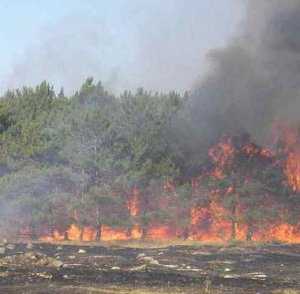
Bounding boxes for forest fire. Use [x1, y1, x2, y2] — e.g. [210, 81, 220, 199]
[276, 124, 300, 192]
[195, 125, 299, 244]
[127, 187, 140, 217]
[189, 203, 234, 243]
[146, 225, 176, 240]
[208, 136, 235, 179]
[286, 150, 300, 192]
[36, 125, 300, 244]
[3, 2, 300, 292]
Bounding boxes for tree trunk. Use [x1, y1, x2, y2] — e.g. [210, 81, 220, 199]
[141, 226, 147, 240]
[141, 192, 149, 240]
[95, 224, 102, 241]
[95, 207, 102, 242]
[80, 227, 84, 242]
[231, 220, 237, 241]
[30, 223, 38, 241]
[126, 227, 131, 238]
[49, 224, 55, 239]
[64, 231, 69, 241]
[182, 227, 190, 240]
[31, 232, 38, 241]
[231, 199, 238, 241]
[246, 223, 254, 241]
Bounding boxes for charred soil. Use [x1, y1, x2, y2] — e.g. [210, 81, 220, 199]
[0, 242, 299, 293]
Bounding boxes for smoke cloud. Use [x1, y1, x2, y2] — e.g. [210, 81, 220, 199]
[190, 0, 300, 146]
[5, 0, 300, 144]
[4, 15, 122, 94]
[1, 0, 240, 95]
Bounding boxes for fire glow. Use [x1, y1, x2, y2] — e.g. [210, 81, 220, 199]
[37, 126, 300, 244]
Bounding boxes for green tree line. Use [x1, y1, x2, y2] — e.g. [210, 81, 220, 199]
[0, 78, 298, 241]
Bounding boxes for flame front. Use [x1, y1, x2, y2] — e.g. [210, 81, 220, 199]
[37, 126, 300, 244]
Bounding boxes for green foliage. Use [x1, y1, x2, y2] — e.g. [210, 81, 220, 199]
[0, 78, 297, 241]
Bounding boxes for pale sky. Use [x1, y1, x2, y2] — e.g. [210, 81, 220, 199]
[0, 0, 244, 94]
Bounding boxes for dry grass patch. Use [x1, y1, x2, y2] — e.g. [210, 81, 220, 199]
[273, 290, 300, 294]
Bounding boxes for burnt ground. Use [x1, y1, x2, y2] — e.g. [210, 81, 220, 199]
[0, 242, 299, 293]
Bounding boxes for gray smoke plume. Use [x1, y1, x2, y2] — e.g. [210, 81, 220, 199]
[189, 0, 300, 147]
[4, 15, 122, 94]
[1, 1, 241, 95]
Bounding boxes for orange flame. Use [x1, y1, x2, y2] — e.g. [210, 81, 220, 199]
[101, 226, 130, 241]
[189, 199, 247, 242]
[37, 127, 300, 244]
[209, 136, 235, 179]
[285, 148, 300, 192]
[67, 225, 96, 241]
[40, 230, 64, 242]
[267, 224, 300, 243]
[277, 125, 300, 192]
[127, 187, 140, 217]
[147, 225, 176, 240]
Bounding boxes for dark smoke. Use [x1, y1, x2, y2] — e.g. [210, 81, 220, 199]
[189, 0, 300, 147]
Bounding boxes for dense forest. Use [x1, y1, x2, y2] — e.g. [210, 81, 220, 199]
[0, 78, 299, 242]
[1, 1, 300, 243]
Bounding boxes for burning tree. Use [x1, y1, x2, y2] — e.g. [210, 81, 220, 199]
[0, 75, 300, 243]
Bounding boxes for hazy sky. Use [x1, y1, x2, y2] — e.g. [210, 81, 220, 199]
[0, 0, 244, 94]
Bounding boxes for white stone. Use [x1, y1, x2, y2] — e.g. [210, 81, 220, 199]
[6, 244, 15, 250]
[136, 253, 146, 259]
